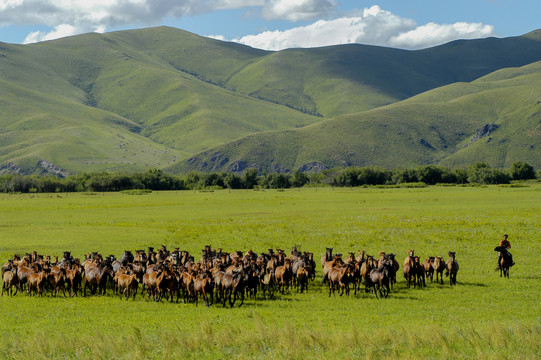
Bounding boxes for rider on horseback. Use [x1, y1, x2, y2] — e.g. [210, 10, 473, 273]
[497, 234, 514, 268]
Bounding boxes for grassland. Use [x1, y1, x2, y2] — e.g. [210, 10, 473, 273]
[0, 184, 540, 359]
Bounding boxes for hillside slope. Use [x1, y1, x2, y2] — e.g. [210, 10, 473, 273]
[0, 28, 319, 174]
[174, 60, 541, 172]
[1, 27, 541, 174]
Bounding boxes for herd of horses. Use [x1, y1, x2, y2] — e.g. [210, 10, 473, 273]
[1, 245, 461, 304]
[321, 248, 460, 298]
[0, 246, 317, 306]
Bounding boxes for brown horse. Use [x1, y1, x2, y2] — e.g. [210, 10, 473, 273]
[432, 256, 446, 284]
[323, 255, 343, 285]
[116, 273, 139, 300]
[27, 268, 48, 297]
[2, 267, 18, 296]
[221, 270, 246, 307]
[142, 265, 163, 300]
[194, 271, 214, 307]
[445, 252, 459, 285]
[403, 250, 416, 288]
[66, 263, 83, 297]
[368, 262, 391, 298]
[296, 267, 309, 293]
[423, 257, 435, 283]
[48, 268, 67, 297]
[403, 249, 415, 267]
[328, 263, 355, 297]
[321, 247, 333, 268]
[275, 258, 292, 294]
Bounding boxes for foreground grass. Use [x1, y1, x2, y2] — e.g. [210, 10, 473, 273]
[0, 185, 540, 359]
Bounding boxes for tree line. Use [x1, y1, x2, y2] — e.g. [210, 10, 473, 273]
[0, 162, 536, 193]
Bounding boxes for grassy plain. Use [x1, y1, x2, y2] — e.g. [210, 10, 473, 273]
[0, 185, 540, 359]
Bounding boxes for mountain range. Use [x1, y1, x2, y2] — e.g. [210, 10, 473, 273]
[1, 26, 540, 175]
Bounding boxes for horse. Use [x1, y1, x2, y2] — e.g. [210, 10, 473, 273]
[120, 251, 134, 266]
[2, 266, 18, 296]
[445, 252, 459, 285]
[116, 273, 139, 300]
[322, 255, 343, 285]
[360, 255, 375, 290]
[494, 246, 511, 278]
[385, 253, 399, 289]
[403, 250, 416, 288]
[66, 263, 83, 297]
[413, 256, 425, 288]
[221, 270, 246, 307]
[275, 258, 292, 294]
[27, 266, 48, 297]
[296, 267, 309, 293]
[423, 257, 435, 283]
[367, 261, 391, 298]
[194, 271, 214, 307]
[328, 263, 355, 297]
[321, 247, 333, 267]
[432, 256, 446, 284]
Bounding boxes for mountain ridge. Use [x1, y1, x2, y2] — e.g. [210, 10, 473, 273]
[1, 26, 541, 175]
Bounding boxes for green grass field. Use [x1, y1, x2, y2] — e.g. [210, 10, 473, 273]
[1, 185, 540, 359]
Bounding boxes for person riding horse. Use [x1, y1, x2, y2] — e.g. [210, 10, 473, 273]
[496, 234, 514, 268]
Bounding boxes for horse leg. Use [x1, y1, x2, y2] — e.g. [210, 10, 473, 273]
[204, 290, 209, 307]
[238, 289, 245, 307]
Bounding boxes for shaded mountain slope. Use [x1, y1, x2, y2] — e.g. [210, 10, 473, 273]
[174, 60, 541, 173]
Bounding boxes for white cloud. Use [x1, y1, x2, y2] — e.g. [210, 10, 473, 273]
[206, 34, 227, 41]
[262, 0, 337, 21]
[388, 22, 495, 49]
[23, 24, 78, 44]
[234, 5, 495, 50]
[2, 0, 337, 43]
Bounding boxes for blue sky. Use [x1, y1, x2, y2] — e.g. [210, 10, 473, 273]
[0, 1, 539, 50]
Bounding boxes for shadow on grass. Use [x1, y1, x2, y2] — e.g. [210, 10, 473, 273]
[459, 281, 488, 287]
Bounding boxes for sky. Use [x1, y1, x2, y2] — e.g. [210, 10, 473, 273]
[0, 1, 539, 50]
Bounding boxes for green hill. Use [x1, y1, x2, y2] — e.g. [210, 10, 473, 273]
[0, 28, 319, 174]
[1, 26, 541, 175]
[175, 60, 541, 173]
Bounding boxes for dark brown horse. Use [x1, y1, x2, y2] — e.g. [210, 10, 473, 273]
[494, 246, 511, 278]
